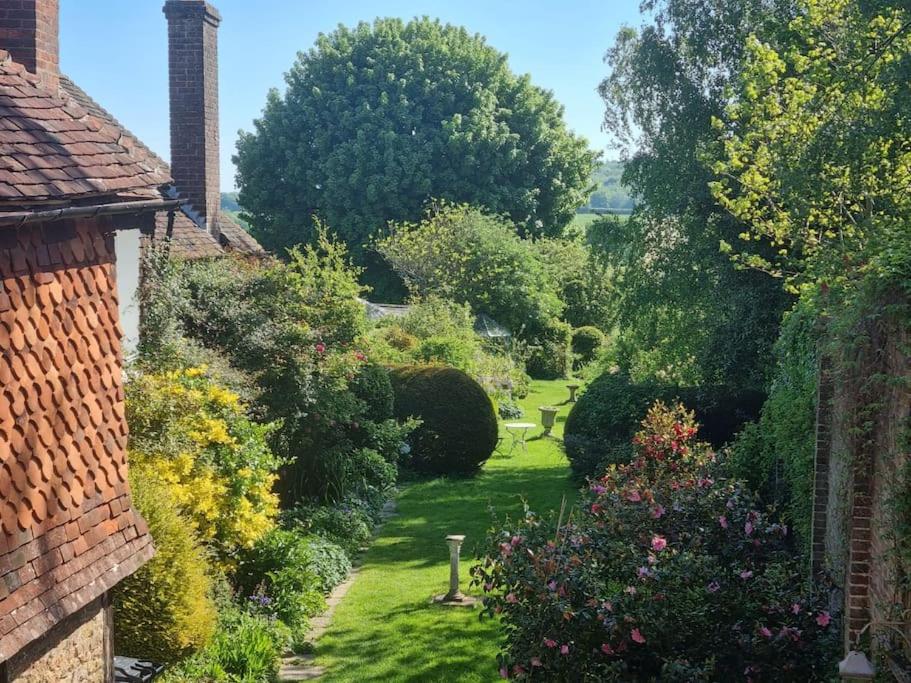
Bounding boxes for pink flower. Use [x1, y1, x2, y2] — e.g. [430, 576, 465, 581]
[511, 535, 523, 547]
[651, 504, 666, 519]
[544, 638, 557, 649]
[591, 503, 603, 514]
[791, 603, 801, 615]
[651, 535, 667, 552]
[506, 593, 518, 604]
[759, 626, 773, 638]
[625, 585, 637, 595]
[315, 343, 326, 354]
[512, 665, 526, 676]
[740, 570, 753, 580]
[630, 628, 646, 644]
[719, 515, 729, 529]
[601, 643, 614, 655]
[560, 645, 570, 655]
[591, 484, 606, 495]
[816, 611, 831, 627]
[531, 657, 542, 667]
[499, 666, 509, 679]
[547, 580, 557, 591]
[354, 351, 367, 361]
[638, 566, 649, 578]
[499, 543, 513, 557]
[627, 490, 642, 503]
[484, 582, 493, 592]
[707, 581, 721, 593]
[744, 521, 754, 535]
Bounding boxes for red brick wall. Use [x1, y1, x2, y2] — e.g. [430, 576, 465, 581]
[0, 0, 59, 91]
[163, 0, 222, 238]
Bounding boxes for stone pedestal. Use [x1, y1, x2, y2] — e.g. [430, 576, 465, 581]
[432, 534, 477, 607]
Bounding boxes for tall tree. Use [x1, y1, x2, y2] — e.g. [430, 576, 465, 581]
[598, 0, 793, 388]
[235, 18, 596, 292]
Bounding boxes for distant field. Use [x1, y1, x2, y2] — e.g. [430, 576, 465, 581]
[570, 211, 628, 234]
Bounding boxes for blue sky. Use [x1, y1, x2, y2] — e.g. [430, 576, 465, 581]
[60, 1, 642, 190]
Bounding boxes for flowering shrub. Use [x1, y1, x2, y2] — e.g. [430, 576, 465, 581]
[472, 402, 839, 680]
[127, 368, 282, 560]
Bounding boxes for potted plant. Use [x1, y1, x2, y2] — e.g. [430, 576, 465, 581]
[539, 406, 559, 435]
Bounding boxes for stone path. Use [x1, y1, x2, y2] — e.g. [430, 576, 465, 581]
[277, 499, 398, 681]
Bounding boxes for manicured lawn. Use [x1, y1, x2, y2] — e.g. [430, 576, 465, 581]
[313, 379, 581, 682]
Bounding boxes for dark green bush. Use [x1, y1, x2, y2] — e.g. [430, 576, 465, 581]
[350, 363, 394, 422]
[390, 366, 498, 475]
[571, 325, 605, 365]
[525, 320, 573, 380]
[564, 372, 765, 479]
[284, 502, 375, 559]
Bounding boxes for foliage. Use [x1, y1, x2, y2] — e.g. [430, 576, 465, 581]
[525, 320, 573, 380]
[235, 17, 596, 289]
[708, 0, 911, 296]
[564, 372, 764, 479]
[377, 204, 563, 340]
[472, 402, 839, 680]
[161, 602, 285, 683]
[390, 365, 498, 475]
[597, 0, 793, 389]
[366, 297, 529, 398]
[126, 368, 281, 561]
[235, 528, 331, 630]
[283, 501, 376, 560]
[571, 326, 605, 366]
[498, 400, 524, 420]
[113, 466, 217, 664]
[730, 298, 819, 551]
[580, 160, 634, 212]
[535, 236, 616, 332]
[349, 363, 395, 422]
[151, 232, 412, 505]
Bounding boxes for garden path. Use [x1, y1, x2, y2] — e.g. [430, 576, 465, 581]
[302, 379, 580, 682]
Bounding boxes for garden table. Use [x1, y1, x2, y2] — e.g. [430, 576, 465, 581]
[504, 422, 536, 455]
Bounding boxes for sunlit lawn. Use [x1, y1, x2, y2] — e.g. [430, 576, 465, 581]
[313, 379, 581, 682]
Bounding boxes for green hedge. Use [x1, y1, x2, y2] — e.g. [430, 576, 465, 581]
[113, 467, 216, 663]
[390, 365, 498, 475]
[571, 325, 605, 365]
[564, 372, 765, 479]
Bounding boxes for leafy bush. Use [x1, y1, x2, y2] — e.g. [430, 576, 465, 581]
[113, 466, 217, 664]
[298, 535, 352, 593]
[571, 325, 605, 366]
[126, 368, 281, 560]
[498, 400, 524, 420]
[564, 371, 764, 479]
[161, 603, 285, 683]
[284, 502, 375, 559]
[234, 529, 324, 631]
[472, 402, 839, 680]
[525, 320, 572, 380]
[350, 363, 394, 422]
[390, 366, 498, 475]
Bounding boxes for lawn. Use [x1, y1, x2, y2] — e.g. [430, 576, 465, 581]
[312, 379, 581, 682]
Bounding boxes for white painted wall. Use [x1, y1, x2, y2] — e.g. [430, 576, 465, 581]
[115, 230, 142, 360]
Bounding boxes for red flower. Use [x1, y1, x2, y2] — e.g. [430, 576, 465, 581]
[315, 342, 327, 354]
[631, 628, 646, 644]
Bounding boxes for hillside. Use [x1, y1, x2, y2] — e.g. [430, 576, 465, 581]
[581, 160, 633, 213]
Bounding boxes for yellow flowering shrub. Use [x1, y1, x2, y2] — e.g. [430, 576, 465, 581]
[127, 368, 283, 561]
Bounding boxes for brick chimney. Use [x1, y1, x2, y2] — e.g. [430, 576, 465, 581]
[0, 0, 60, 91]
[163, 0, 221, 239]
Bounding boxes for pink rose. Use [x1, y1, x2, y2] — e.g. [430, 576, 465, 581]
[816, 611, 831, 627]
[631, 628, 646, 644]
[544, 638, 557, 648]
[719, 515, 729, 529]
[560, 645, 570, 655]
[627, 490, 642, 502]
[651, 505, 666, 519]
[601, 643, 614, 654]
[506, 593, 518, 604]
[651, 535, 667, 552]
[759, 626, 772, 638]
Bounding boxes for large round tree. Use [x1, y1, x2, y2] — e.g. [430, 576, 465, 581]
[234, 18, 596, 274]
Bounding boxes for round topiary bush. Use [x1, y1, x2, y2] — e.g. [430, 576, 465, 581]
[390, 365, 498, 475]
[571, 326, 605, 365]
[563, 372, 765, 479]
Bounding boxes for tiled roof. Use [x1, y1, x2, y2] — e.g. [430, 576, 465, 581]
[58, 75, 265, 259]
[0, 50, 170, 202]
[0, 218, 154, 661]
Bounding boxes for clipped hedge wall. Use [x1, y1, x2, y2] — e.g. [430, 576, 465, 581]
[390, 365, 498, 475]
[564, 372, 765, 479]
[113, 467, 217, 663]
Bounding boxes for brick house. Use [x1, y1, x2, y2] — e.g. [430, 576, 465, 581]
[0, 0, 261, 680]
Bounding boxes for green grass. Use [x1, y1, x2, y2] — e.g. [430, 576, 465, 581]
[313, 379, 581, 682]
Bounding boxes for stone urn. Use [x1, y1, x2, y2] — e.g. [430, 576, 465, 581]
[539, 406, 559, 436]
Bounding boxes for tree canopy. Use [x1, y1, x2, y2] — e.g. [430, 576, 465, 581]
[235, 17, 597, 281]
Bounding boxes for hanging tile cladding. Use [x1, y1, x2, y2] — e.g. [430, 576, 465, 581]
[0, 217, 153, 662]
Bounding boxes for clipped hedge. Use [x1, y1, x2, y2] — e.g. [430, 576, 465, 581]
[564, 372, 765, 479]
[571, 325, 605, 365]
[390, 365, 498, 475]
[113, 467, 217, 663]
[350, 363, 394, 422]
